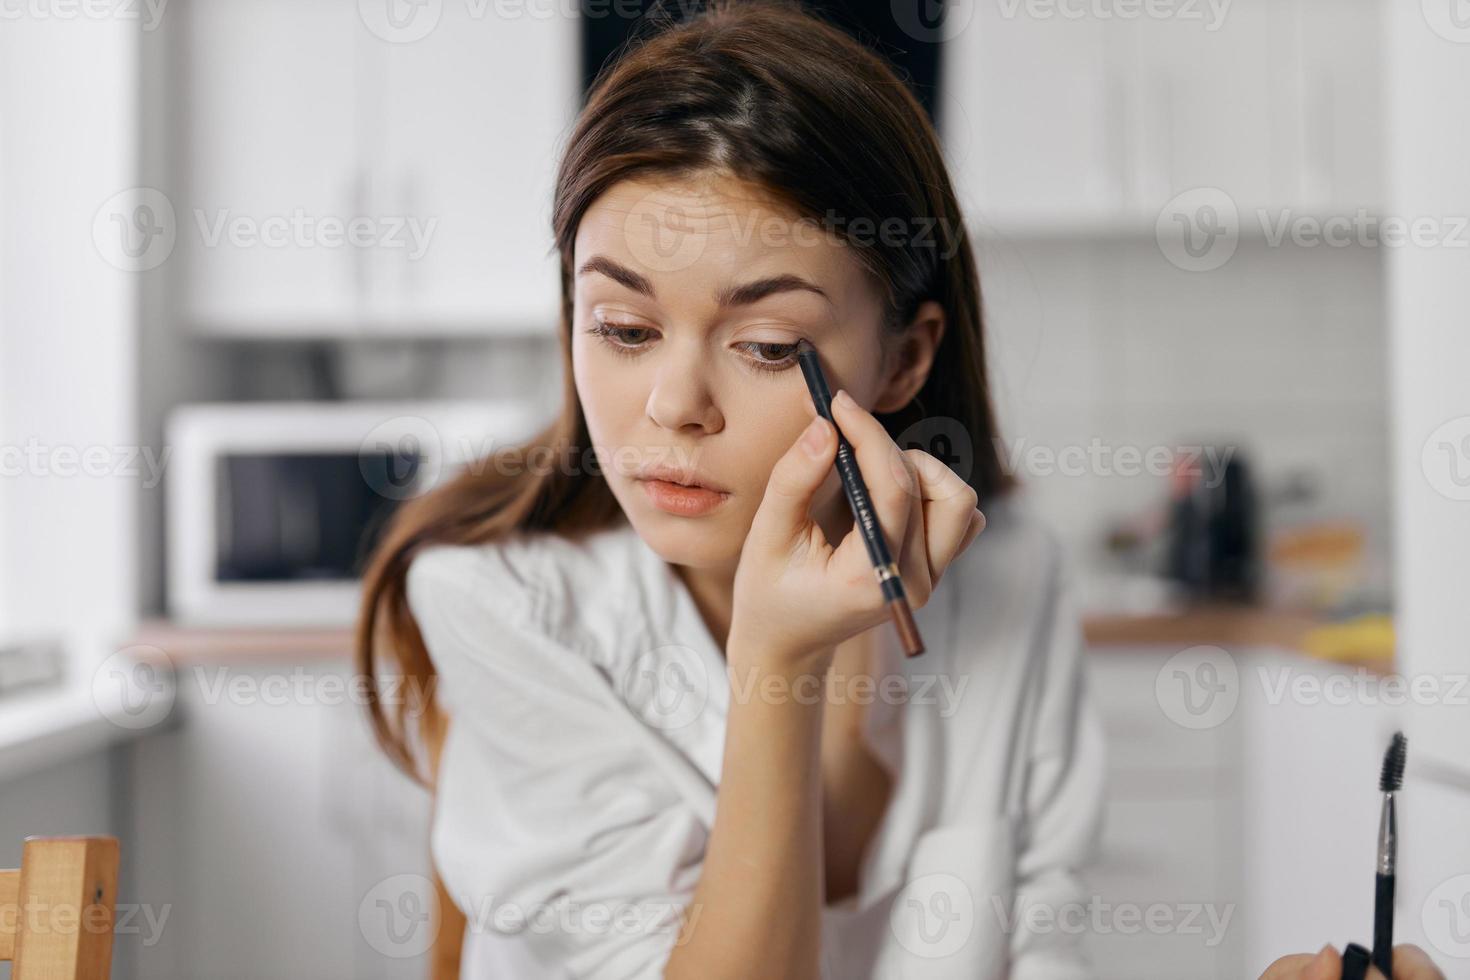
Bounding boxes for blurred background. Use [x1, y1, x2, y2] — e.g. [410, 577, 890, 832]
[1, 0, 1468, 977]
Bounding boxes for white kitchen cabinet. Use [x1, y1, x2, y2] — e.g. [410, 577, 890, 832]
[941, 7, 1119, 232]
[180, 0, 363, 332]
[126, 659, 435, 980]
[368, 0, 574, 332]
[1120, 2, 1278, 214]
[1084, 647, 1246, 980]
[940, 0, 1384, 234]
[180, 0, 576, 338]
[1287, 0, 1383, 213]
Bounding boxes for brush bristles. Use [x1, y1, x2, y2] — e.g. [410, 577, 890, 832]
[1379, 731, 1407, 792]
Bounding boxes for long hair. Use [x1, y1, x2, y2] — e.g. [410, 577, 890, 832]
[355, 0, 1015, 788]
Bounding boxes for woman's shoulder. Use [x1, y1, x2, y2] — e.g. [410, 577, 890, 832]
[405, 519, 649, 641]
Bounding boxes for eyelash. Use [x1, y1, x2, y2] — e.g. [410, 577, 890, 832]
[587, 319, 802, 373]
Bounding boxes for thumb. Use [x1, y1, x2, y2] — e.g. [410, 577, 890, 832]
[748, 414, 835, 550]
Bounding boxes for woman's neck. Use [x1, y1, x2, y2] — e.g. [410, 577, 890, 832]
[673, 492, 856, 655]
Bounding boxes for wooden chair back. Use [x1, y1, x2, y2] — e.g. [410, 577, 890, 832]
[0, 836, 119, 979]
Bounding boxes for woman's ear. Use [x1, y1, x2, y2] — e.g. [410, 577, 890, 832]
[873, 300, 946, 414]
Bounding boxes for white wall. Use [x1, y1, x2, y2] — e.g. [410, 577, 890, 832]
[0, 12, 139, 668]
[1384, 1, 1470, 970]
[980, 235, 1391, 604]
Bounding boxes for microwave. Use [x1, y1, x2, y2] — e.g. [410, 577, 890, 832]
[166, 400, 538, 627]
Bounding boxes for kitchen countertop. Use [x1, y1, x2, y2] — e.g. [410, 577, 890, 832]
[121, 604, 1393, 672]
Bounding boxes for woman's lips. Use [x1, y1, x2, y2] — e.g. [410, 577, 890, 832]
[638, 478, 730, 516]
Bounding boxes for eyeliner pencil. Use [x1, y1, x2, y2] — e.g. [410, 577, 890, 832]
[1373, 731, 1407, 978]
[795, 339, 925, 657]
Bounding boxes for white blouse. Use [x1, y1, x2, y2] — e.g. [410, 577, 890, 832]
[406, 494, 1106, 980]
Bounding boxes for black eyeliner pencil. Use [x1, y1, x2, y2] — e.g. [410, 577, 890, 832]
[795, 339, 925, 657]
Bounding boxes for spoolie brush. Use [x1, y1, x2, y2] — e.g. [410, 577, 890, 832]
[1373, 731, 1407, 979]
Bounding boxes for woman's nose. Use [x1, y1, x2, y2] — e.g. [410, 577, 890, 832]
[646, 351, 722, 433]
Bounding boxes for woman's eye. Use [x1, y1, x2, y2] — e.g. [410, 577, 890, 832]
[737, 341, 801, 372]
[588, 320, 654, 352]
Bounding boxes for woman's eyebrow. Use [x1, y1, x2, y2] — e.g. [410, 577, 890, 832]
[576, 255, 832, 309]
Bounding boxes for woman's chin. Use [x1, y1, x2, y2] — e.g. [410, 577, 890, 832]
[628, 508, 746, 569]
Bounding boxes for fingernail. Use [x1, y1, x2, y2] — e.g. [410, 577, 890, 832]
[801, 416, 828, 455]
[1306, 945, 1335, 980]
[834, 389, 856, 411]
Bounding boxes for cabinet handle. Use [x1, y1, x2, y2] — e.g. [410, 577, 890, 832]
[352, 166, 369, 312]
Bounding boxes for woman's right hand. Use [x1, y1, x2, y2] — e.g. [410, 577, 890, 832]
[729, 388, 986, 671]
[1258, 943, 1446, 980]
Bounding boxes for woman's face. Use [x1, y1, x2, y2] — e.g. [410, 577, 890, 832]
[571, 173, 891, 570]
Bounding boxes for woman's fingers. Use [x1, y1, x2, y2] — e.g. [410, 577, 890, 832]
[895, 450, 933, 603]
[1387, 944, 1446, 980]
[900, 448, 982, 585]
[747, 410, 835, 555]
[1255, 943, 1445, 980]
[1258, 945, 1341, 980]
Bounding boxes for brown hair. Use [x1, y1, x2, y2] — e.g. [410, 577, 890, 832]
[355, 0, 1015, 788]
